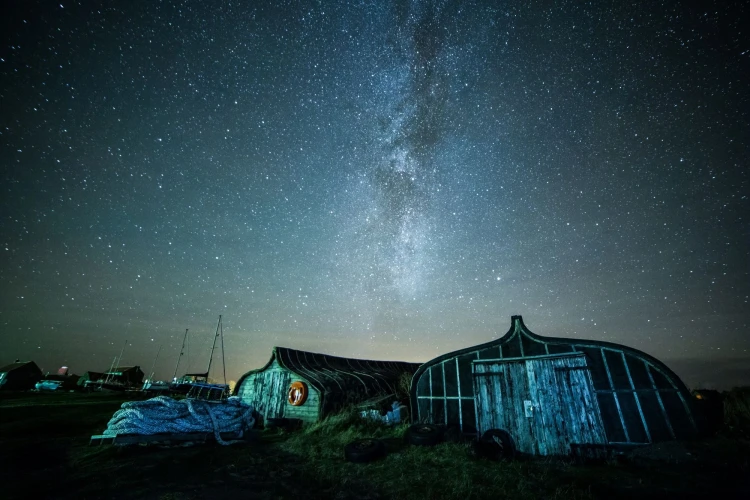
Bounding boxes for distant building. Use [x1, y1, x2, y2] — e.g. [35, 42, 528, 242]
[235, 347, 421, 426]
[0, 360, 44, 391]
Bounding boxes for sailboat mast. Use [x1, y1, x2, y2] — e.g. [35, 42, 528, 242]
[106, 339, 127, 384]
[220, 316, 226, 385]
[147, 345, 162, 382]
[104, 356, 117, 385]
[172, 329, 188, 382]
[206, 315, 221, 382]
[117, 339, 127, 367]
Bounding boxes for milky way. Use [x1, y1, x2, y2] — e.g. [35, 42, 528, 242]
[1, 1, 747, 389]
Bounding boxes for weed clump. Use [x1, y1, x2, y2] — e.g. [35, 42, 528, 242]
[279, 406, 407, 461]
[723, 386, 750, 439]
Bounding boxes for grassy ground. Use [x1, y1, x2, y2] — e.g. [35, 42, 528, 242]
[1, 390, 749, 499]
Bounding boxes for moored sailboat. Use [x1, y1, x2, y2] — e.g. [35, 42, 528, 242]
[170, 315, 229, 400]
[84, 340, 145, 392]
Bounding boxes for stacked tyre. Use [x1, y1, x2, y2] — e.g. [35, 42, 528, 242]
[406, 423, 443, 446]
[344, 438, 387, 463]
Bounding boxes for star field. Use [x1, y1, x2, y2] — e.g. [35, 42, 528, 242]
[1, 1, 748, 389]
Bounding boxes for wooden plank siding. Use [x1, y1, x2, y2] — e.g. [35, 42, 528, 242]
[235, 359, 321, 425]
[473, 354, 607, 456]
[236, 347, 421, 425]
[411, 316, 699, 454]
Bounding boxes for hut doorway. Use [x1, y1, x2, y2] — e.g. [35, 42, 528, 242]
[251, 361, 293, 423]
[472, 353, 607, 456]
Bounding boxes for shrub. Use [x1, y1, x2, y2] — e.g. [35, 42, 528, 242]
[723, 386, 750, 439]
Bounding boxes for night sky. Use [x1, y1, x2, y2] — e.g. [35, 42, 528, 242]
[1, 1, 747, 390]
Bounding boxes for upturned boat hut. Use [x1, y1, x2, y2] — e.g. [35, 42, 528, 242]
[0, 360, 43, 391]
[235, 347, 421, 426]
[410, 316, 700, 456]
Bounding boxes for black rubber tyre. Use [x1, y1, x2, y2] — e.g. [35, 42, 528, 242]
[407, 423, 443, 446]
[264, 417, 284, 429]
[344, 438, 387, 463]
[479, 429, 516, 460]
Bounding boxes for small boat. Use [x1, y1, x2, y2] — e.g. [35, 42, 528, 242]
[141, 345, 171, 394]
[84, 341, 144, 392]
[35, 379, 64, 392]
[141, 379, 171, 393]
[169, 315, 229, 401]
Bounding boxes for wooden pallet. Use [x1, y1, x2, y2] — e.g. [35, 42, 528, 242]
[89, 431, 250, 446]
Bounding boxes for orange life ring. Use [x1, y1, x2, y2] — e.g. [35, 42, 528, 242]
[288, 381, 308, 406]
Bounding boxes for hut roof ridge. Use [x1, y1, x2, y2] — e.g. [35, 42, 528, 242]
[0, 361, 38, 373]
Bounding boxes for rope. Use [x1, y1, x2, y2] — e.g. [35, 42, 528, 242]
[102, 396, 255, 445]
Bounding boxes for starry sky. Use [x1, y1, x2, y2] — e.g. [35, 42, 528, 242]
[1, 1, 747, 390]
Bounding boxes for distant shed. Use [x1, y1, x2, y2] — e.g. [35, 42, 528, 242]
[411, 316, 699, 456]
[235, 347, 421, 425]
[77, 371, 105, 387]
[0, 361, 43, 391]
[78, 366, 144, 388]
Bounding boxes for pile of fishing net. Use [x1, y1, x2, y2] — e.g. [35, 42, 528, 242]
[102, 396, 255, 445]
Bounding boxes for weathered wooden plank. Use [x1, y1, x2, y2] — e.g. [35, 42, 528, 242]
[531, 357, 566, 455]
[562, 355, 607, 447]
[510, 360, 535, 454]
[473, 353, 607, 456]
[525, 359, 545, 454]
[554, 366, 591, 372]
[239, 359, 292, 421]
[284, 388, 320, 424]
[472, 364, 492, 435]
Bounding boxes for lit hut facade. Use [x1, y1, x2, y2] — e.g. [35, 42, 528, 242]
[235, 347, 421, 426]
[410, 316, 700, 456]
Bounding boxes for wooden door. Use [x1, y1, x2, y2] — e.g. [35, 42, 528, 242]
[473, 353, 606, 455]
[242, 361, 292, 421]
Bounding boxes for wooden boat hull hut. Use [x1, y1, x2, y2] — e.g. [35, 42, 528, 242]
[0, 361, 43, 391]
[410, 316, 699, 456]
[235, 347, 421, 426]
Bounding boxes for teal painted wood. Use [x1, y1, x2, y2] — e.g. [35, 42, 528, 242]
[236, 359, 322, 424]
[283, 384, 320, 424]
[473, 363, 500, 437]
[534, 354, 607, 454]
[238, 360, 291, 420]
[508, 359, 537, 454]
[473, 353, 607, 456]
[525, 357, 549, 454]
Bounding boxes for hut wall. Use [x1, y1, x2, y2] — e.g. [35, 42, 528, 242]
[412, 316, 698, 448]
[283, 377, 320, 424]
[236, 359, 320, 425]
[473, 353, 607, 455]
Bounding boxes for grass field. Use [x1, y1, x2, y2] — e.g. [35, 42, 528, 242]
[1, 390, 749, 499]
